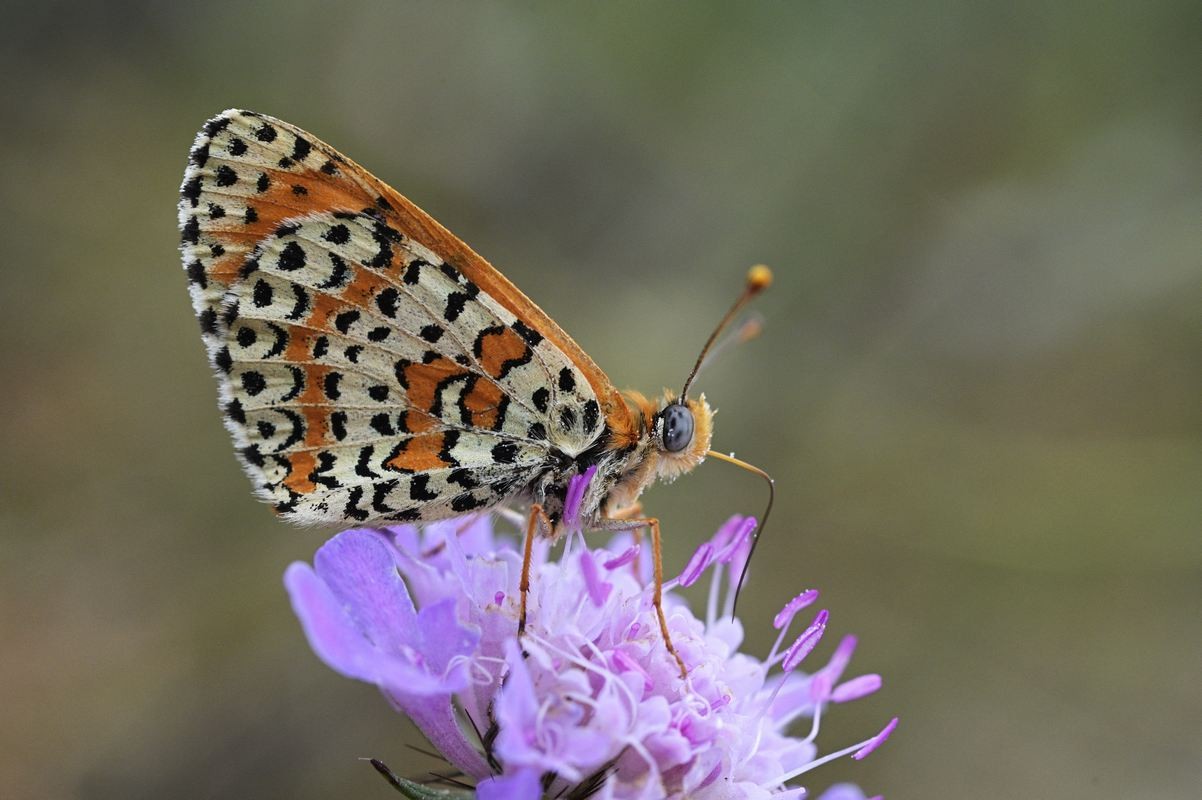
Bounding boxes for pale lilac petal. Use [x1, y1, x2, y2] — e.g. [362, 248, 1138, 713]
[476, 768, 542, 800]
[816, 785, 870, 800]
[413, 598, 478, 686]
[494, 640, 542, 766]
[284, 563, 389, 684]
[312, 530, 417, 652]
[383, 690, 491, 780]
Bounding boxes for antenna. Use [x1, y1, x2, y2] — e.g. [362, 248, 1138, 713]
[680, 265, 773, 401]
[705, 450, 775, 616]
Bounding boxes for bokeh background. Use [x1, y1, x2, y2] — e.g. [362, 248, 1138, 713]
[2, 2, 1199, 798]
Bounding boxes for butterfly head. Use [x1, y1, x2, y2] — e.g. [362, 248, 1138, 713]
[650, 392, 714, 482]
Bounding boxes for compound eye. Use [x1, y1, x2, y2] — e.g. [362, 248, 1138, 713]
[660, 403, 694, 453]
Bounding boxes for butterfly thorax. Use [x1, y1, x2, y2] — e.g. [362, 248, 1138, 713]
[532, 391, 713, 536]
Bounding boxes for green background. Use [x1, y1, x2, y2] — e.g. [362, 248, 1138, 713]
[2, 2, 1199, 798]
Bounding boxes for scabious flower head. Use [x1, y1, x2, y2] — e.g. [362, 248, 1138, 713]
[285, 509, 894, 799]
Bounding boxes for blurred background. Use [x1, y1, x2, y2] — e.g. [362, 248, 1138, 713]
[1, 2, 1199, 798]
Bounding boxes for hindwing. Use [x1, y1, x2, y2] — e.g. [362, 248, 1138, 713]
[179, 110, 610, 523]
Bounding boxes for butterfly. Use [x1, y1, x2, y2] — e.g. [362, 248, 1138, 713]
[178, 110, 771, 677]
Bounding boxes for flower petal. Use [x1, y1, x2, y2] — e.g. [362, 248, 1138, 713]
[476, 768, 542, 800]
[284, 562, 391, 684]
[313, 529, 417, 653]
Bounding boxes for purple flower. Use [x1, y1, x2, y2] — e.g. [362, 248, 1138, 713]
[286, 513, 895, 798]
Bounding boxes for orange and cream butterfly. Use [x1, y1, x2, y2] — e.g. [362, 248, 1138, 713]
[178, 110, 772, 676]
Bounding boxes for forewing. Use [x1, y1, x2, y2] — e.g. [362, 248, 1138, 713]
[178, 110, 607, 524]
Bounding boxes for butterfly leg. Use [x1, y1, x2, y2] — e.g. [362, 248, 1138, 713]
[518, 503, 552, 639]
[599, 515, 688, 679]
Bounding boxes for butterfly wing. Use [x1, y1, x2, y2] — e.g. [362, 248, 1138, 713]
[178, 110, 622, 524]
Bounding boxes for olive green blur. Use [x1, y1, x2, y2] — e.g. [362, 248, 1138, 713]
[1, 2, 1198, 798]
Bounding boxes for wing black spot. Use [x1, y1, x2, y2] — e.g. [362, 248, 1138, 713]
[330, 411, 348, 440]
[491, 442, 519, 464]
[451, 493, 488, 512]
[323, 372, 342, 400]
[448, 468, 479, 489]
[409, 474, 438, 502]
[343, 487, 369, 521]
[214, 346, 233, 373]
[215, 165, 237, 187]
[334, 310, 359, 333]
[513, 320, 543, 346]
[355, 446, 380, 478]
[241, 370, 267, 396]
[181, 215, 199, 244]
[292, 136, 311, 161]
[323, 224, 351, 245]
[370, 413, 395, 436]
[444, 292, 470, 322]
[253, 279, 273, 307]
[225, 399, 246, 424]
[277, 240, 306, 270]
[198, 307, 218, 335]
[376, 287, 399, 317]
[403, 260, 424, 285]
[582, 399, 600, 432]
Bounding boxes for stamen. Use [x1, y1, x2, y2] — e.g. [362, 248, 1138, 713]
[679, 542, 715, 587]
[774, 589, 820, 630]
[781, 610, 829, 672]
[717, 516, 757, 563]
[768, 716, 899, 786]
[832, 674, 882, 704]
[579, 549, 612, 606]
[603, 544, 640, 569]
[562, 465, 598, 530]
[705, 556, 724, 628]
[768, 590, 821, 663]
[852, 717, 899, 760]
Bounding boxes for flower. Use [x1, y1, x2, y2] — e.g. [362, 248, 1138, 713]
[285, 512, 895, 798]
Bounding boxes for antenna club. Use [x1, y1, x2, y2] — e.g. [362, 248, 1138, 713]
[746, 264, 773, 293]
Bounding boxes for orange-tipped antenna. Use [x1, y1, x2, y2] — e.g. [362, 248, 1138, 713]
[706, 450, 775, 616]
[695, 312, 765, 378]
[680, 265, 773, 400]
